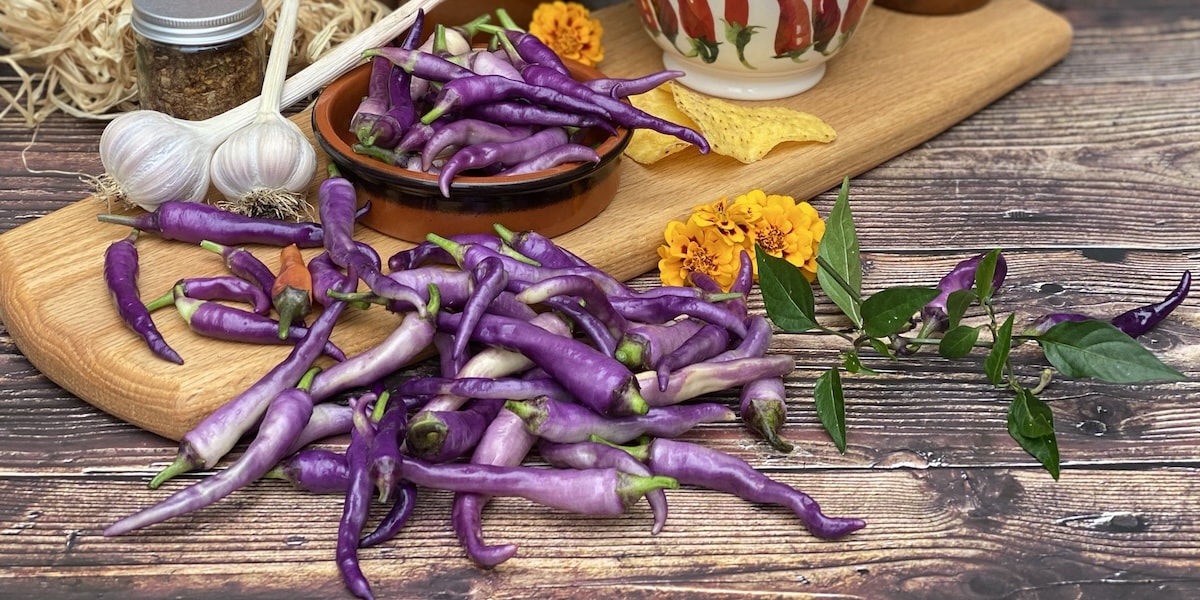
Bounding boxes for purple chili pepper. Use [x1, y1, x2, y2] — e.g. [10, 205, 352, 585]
[200, 240, 276, 294]
[319, 165, 427, 314]
[504, 396, 734, 444]
[433, 331, 465, 378]
[638, 355, 796, 408]
[1027, 270, 1191, 338]
[338, 409, 376, 600]
[173, 296, 346, 361]
[1110, 270, 1191, 337]
[655, 323, 731, 391]
[611, 294, 748, 338]
[393, 120, 438, 154]
[514, 273, 630, 340]
[148, 271, 357, 487]
[502, 143, 601, 175]
[922, 252, 1009, 332]
[358, 479, 418, 548]
[739, 376, 794, 453]
[308, 289, 439, 403]
[465, 101, 615, 131]
[583, 70, 686, 98]
[452, 408, 536, 567]
[492, 223, 589, 269]
[105, 385, 316, 536]
[421, 75, 613, 127]
[351, 56, 402, 148]
[284, 402, 354, 455]
[538, 439, 670, 535]
[710, 314, 773, 363]
[309, 251, 360, 308]
[362, 46, 475, 83]
[396, 376, 568, 402]
[269, 447, 350, 494]
[438, 311, 648, 416]
[520, 63, 710, 153]
[614, 318, 707, 371]
[96, 201, 324, 247]
[418, 311, 573, 414]
[167, 275, 271, 315]
[401, 457, 676, 517]
[367, 402, 406, 503]
[420, 119, 533, 171]
[453, 256, 509, 364]
[405, 397, 506, 462]
[629, 438, 866, 539]
[484, 17, 570, 74]
[691, 248, 753, 319]
[437, 127, 571, 197]
[103, 230, 183, 364]
[387, 233, 507, 271]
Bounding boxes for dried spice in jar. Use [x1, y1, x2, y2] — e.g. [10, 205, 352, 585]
[131, 0, 267, 121]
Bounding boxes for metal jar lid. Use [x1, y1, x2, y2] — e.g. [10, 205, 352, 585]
[131, 0, 265, 46]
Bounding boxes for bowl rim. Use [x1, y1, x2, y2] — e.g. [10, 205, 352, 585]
[312, 58, 632, 193]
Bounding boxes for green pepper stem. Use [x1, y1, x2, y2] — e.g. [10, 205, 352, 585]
[148, 448, 203, 489]
[144, 286, 176, 312]
[617, 473, 679, 509]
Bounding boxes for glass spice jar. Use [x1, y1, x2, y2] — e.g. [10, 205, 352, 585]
[131, 0, 267, 121]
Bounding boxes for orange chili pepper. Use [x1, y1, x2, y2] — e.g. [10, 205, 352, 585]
[271, 243, 314, 339]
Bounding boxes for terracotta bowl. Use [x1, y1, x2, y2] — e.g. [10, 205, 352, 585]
[636, 0, 874, 100]
[312, 60, 631, 244]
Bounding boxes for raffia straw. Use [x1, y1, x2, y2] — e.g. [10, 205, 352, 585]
[0, 0, 392, 127]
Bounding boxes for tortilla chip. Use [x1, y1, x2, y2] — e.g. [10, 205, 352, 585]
[623, 85, 698, 164]
[668, 82, 837, 164]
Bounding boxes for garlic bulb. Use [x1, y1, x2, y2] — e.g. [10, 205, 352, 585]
[211, 0, 316, 220]
[96, 110, 233, 211]
[92, 0, 445, 213]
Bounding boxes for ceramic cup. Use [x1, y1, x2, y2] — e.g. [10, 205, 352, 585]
[635, 0, 873, 100]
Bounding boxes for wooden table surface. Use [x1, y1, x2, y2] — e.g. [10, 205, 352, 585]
[1, 0, 1198, 598]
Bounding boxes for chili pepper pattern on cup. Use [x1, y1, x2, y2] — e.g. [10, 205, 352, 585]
[636, 0, 875, 99]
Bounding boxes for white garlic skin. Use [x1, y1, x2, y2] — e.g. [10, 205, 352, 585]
[98, 110, 216, 211]
[210, 116, 317, 202]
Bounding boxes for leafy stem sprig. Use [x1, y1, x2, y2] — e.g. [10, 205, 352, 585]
[757, 177, 1187, 479]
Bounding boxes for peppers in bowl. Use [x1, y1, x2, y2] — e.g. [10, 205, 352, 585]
[311, 58, 632, 244]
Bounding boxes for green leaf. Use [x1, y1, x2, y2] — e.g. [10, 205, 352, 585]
[756, 245, 818, 333]
[1007, 393, 1060, 480]
[1038, 320, 1186, 383]
[816, 177, 862, 327]
[945, 289, 976, 330]
[861, 286, 940, 338]
[974, 248, 1002, 304]
[841, 351, 878, 375]
[939, 325, 980, 359]
[868, 338, 897, 360]
[1010, 388, 1055, 438]
[813, 367, 847, 453]
[985, 313, 1015, 385]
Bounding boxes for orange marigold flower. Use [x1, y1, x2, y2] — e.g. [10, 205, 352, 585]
[741, 191, 826, 281]
[529, 1, 605, 67]
[691, 195, 760, 246]
[657, 215, 741, 290]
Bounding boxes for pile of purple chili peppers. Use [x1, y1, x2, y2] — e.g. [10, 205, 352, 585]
[347, 9, 706, 197]
[97, 176, 863, 598]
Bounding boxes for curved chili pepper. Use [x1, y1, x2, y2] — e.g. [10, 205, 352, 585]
[615, 318, 706, 371]
[367, 401, 405, 504]
[623, 437, 866, 539]
[654, 323, 731, 391]
[359, 479, 417, 548]
[813, 0, 842, 54]
[502, 143, 601, 175]
[437, 311, 648, 417]
[404, 397, 506, 463]
[272, 243, 314, 338]
[173, 295, 346, 361]
[96, 201, 324, 247]
[678, 0, 720, 63]
[583, 70, 686, 99]
[284, 402, 354, 456]
[922, 252, 1009, 333]
[538, 439, 670, 535]
[504, 396, 734, 444]
[739, 376, 794, 453]
[515, 273, 630, 340]
[105, 383, 316, 536]
[774, 0, 813, 60]
[841, 0, 871, 35]
[157, 275, 271, 315]
[492, 224, 588, 270]
[200, 240, 276, 295]
[723, 0, 761, 69]
[638, 355, 796, 408]
[1028, 270, 1192, 338]
[465, 101, 615, 131]
[103, 230, 183, 364]
[337, 408, 376, 600]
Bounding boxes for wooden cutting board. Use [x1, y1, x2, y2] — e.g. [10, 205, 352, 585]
[0, 0, 1071, 441]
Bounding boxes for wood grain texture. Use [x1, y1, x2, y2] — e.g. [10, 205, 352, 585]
[2, 0, 1199, 598]
[0, 0, 1073, 440]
